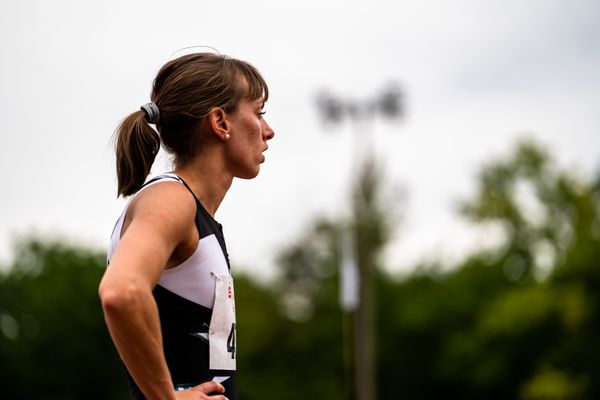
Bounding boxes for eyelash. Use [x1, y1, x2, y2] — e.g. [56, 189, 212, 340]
[257, 111, 266, 118]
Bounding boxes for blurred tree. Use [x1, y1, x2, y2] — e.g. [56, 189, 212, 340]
[267, 156, 397, 400]
[459, 139, 588, 282]
[239, 138, 599, 399]
[377, 139, 600, 399]
[0, 239, 126, 400]
[457, 139, 600, 398]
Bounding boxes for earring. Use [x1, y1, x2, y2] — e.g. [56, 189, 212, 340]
[224, 133, 230, 141]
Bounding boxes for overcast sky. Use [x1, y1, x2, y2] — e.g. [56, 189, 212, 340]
[1, 0, 599, 277]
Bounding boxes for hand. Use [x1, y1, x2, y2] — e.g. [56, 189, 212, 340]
[174, 381, 228, 400]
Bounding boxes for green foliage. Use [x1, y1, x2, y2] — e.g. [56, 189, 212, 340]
[0, 239, 126, 400]
[376, 139, 600, 399]
[245, 219, 345, 400]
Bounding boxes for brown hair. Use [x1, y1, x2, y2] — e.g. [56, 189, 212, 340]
[114, 52, 269, 196]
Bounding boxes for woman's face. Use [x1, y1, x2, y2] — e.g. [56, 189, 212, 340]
[225, 97, 275, 179]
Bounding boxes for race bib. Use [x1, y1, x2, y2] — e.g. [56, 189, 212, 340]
[209, 273, 236, 371]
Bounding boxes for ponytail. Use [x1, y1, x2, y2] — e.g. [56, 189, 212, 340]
[114, 110, 160, 197]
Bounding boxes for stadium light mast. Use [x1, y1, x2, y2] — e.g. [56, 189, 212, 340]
[316, 84, 403, 400]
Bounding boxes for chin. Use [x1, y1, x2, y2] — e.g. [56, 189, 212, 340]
[237, 166, 260, 180]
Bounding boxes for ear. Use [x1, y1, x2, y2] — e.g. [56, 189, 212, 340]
[207, 107, 231, 141]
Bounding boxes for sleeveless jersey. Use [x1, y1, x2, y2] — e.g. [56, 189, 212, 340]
[107, 173, 238, 400]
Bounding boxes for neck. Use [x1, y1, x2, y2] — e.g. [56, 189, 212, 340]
[174, 154, 233, 218]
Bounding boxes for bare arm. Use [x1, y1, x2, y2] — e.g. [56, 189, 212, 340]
[99, 183, 227, 400]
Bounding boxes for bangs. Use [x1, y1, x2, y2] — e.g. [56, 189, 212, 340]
[231, 59, 269, 103]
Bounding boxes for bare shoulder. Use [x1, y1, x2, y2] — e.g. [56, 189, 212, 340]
[105, 181, 197, 289]
[125, 181, 196, 236]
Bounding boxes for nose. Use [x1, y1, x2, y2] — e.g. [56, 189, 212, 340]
[262, 119, 275, 141]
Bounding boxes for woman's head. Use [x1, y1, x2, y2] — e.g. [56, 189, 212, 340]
[114, 52, 269, 196]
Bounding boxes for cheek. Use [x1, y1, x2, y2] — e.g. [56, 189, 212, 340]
[242, 118, 262, 143]
[230, 115, 262, 154]
[231, 121, 260, 158]
[250, 118, 262, 136]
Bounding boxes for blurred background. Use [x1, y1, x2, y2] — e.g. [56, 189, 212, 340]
[1, 0, 599, 399]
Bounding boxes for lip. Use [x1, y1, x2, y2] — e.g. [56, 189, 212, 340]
[260, 145, 268, 163]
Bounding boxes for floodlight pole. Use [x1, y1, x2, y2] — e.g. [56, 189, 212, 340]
[316, 85, 402, 400]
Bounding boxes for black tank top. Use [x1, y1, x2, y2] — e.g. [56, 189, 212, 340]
[107, 173, 237, 399]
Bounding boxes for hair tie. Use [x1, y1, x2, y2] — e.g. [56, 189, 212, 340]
[140, 102, 160, 124]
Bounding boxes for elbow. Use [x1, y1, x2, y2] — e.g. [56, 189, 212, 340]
[99, 278, 142, 315]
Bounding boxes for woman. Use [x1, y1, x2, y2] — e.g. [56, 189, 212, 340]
[99, 52, 274, 400]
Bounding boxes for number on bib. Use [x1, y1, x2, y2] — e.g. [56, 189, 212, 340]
[227, 323, 236, 359]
